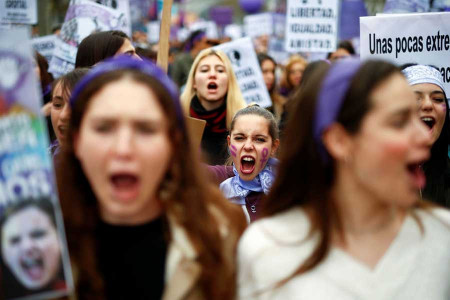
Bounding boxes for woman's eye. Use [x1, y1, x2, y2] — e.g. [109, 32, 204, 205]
[136, 124, 156, 134]
[391, 117, 408, 128]
[30, 229, 47, 239]
[432, 97, 445, 103]
[9, 236, 20, 245]
[52, 101, 63, 109]
[234, 136, 244, 141]
[94, 123, 113, 133]
[256, 138, 266, 143]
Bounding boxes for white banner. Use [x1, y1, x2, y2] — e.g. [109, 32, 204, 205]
[285, 0, 338, 53]
[244, 13, 274, 38]
[91, 0, 132, 36]
[49, 0, 129, 78]
[360, 12, 450, 99]
[31, 34, 57, 63]
[214, 37, 272, 108]
[146, 21, 160, 44]
[188, 20, 219, 39]
[0, 0, 37, 24]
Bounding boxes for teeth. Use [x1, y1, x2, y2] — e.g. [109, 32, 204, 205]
[242, 157, 254, 162]
[421, 117, 434, 122]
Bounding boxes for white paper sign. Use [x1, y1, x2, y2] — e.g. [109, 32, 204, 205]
[224, 24, 243, 40]
[146, 21, 160, 43]
[244, 13, 274, 38]
[214, 37, 272, 108]
[0, 0, 37, 24]
[360, 12, 450, 99]
[91, 0, 132, 36]
[189, 20, 219, 39]
[285, 0, 338, 52]
[49, 0, 129, 78]
[31, 34, 57, 63]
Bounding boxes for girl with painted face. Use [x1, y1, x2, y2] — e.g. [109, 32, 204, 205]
[237, 59, 450, 299]
[402, 65, 450, 207]
[214, 106, 279, 223]
[181, 49, 246, 165]
[1, 199, 66, 299]
[56, 56, 245, 299]
[49, 68, 89, 154]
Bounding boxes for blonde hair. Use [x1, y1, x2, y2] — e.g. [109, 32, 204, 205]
[181, 48, 246, 128]
[280, 54, 308, 90]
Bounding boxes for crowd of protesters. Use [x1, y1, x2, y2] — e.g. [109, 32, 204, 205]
[3, 7, 450, 297]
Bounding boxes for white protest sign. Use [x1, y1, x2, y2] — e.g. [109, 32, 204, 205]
[285, 0, 338, 53]
[244, 13, 274, 38]
[273, 13, 286, 38]
[189, 20, 219, 39]
[360, 12, 450, 100]
[214, 37, 272, 108]
[268, 37, 289, 64]
[31, 34, 57, 63]
[49, 0, 129, 78]
[224, 24, 243, 40]
[0, 0, 37, 24]
[147, 21, 160, 43]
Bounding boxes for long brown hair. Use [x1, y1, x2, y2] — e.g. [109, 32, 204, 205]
[56, 67, 246, 299]
[263, 60, 407, 278]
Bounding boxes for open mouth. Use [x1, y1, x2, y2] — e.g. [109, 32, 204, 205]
[58, 125, 68, 137]
[110, 173, 139, 201]
[207, 82, 218, 90]
[20, 252, 44, 280]
[421, 117, 435, 130]
[406, 162, 426, 190]
[240, 156, 255, 175]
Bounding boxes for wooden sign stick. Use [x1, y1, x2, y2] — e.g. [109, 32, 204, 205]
[156, 0, 173, 73]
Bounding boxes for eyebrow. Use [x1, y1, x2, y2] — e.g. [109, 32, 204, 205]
[52, 96, 64, 101]
[414, 90, 445, 97]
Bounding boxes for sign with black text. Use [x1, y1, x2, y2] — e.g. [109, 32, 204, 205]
[214, 37, 272, 108]
[285, 0, 338, 52]
[360, 12, 450, 100]
[0, 0, 37, 24]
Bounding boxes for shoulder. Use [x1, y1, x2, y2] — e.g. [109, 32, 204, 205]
[416, 207, 450, 229]
[206, 165, 234, 185]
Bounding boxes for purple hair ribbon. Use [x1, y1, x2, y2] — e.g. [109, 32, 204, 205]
[313, 58, 362, 163]
[70, 55, 184, 128]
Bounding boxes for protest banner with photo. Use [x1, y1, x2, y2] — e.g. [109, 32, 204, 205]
[0, 0, 37, 24]
[214, 37, 272, 108]
[244, 13, 274, 38]
[31, 35, 57, 63]
[285, 0, 339, 52]
[360, 12, 450, 102]
[49, 0, 130, 78]
[0, 28, 73, 300]
[92, 0, 132, 36]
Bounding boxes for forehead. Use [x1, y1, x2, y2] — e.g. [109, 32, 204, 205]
[233, 114, 270, 134]
[116, 38, 134, 55]
[3, 207, 51, 234]
[368, 73, 415, 114]
[85, 78, 165, 118]
[262, 59, 275, 69]
[290, 62, 305, 71]
[198, 54, 224, 66]
[411, 82, 444, 94]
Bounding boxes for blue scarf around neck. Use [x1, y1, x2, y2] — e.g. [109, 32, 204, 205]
[220, 158, 278, 205]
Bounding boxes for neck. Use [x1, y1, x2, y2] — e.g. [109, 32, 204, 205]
[331, 165, 404, 237]
[197, 96, 225, 111]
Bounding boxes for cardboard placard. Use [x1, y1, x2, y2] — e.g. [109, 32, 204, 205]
[0, 0, 37, 25]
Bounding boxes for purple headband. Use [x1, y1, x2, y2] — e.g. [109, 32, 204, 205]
[314, 58, 362, 163]
[70, 56, 184, 128]
[185, 31, 206, 51]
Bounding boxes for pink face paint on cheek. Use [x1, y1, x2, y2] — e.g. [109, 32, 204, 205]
[230, 144, 237, 157]
[260, 148, 269, 164]
[442, 103, 448, 112]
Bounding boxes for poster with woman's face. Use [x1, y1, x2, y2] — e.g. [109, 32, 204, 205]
[0, 28, 73, 300]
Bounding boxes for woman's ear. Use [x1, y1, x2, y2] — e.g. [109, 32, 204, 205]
[227, 135, 231, 147]
[321, 123, 352, 162]
[271, 139, 280, 156]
